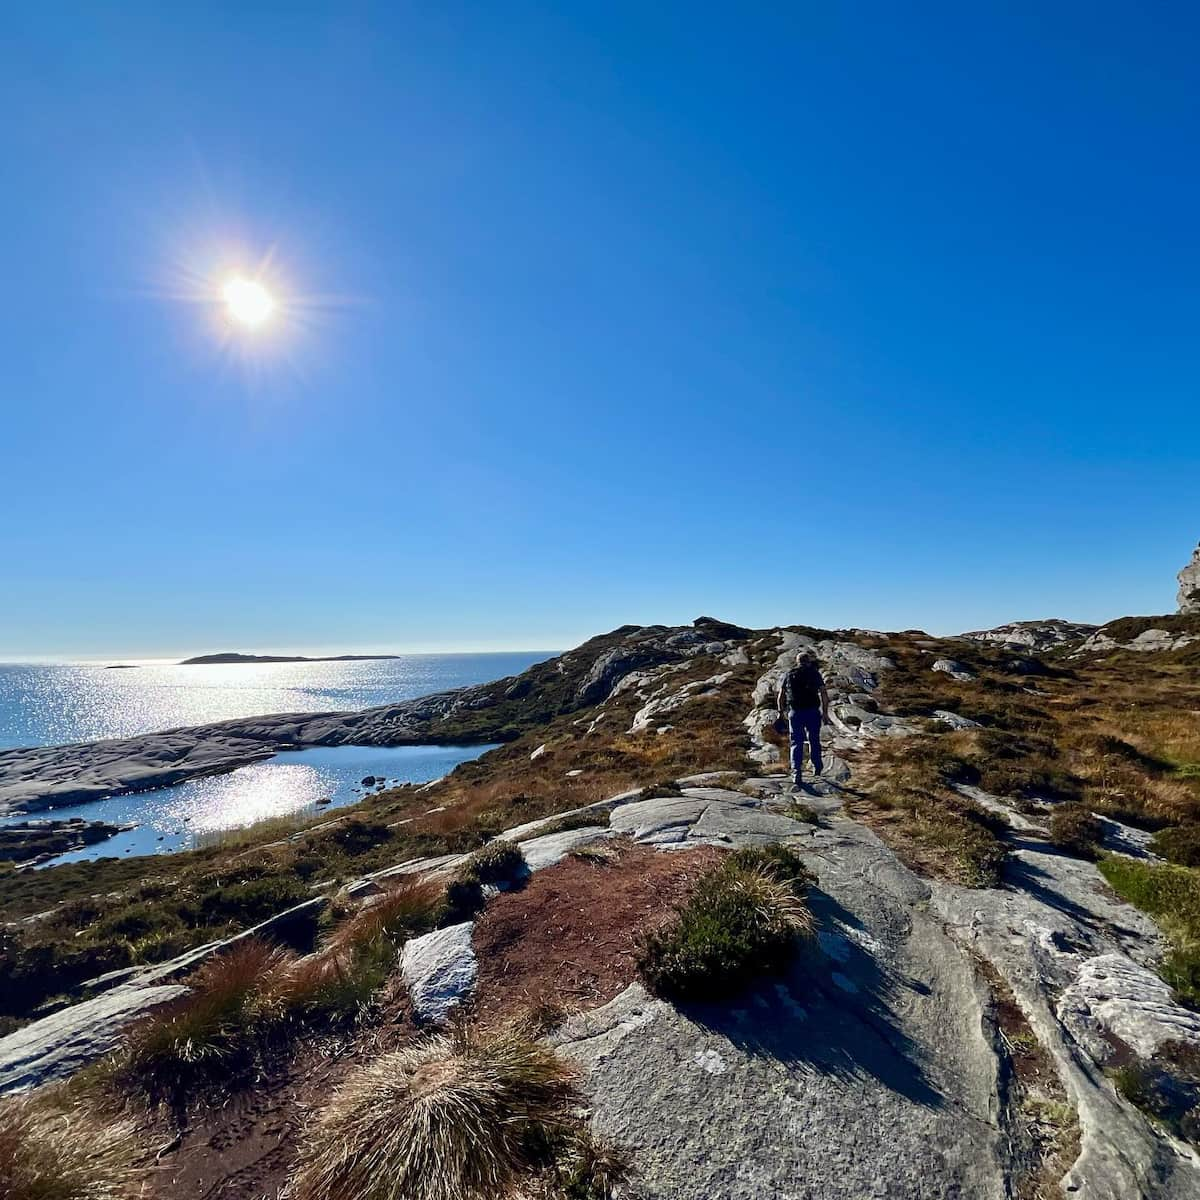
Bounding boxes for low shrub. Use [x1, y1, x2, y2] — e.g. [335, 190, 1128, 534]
[196, 875, 312, 924]
[329, 819, 393, 856]
[459, 840, 526, 885]
[1048, 804, 1104, 859]
[286, 1025, 581, 1200]
[637, 849, 816, 1001]
[442, 878, 487, 924]
[784, 803, 821, 824]
[0, 1093, 145, 1200]
[1152, 824, 1200, 868]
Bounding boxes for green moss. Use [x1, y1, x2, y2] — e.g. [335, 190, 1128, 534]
[1098, 856, 1200, 1005]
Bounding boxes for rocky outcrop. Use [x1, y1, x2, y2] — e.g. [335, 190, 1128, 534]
[960, 619, 1098, 651]
[1179, 544, 1200, 614]
[1077, 626, 1200, 655]
[0, 982, 188, 1095]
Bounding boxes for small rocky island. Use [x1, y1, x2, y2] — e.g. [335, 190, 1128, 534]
[180, 652, 402, 665]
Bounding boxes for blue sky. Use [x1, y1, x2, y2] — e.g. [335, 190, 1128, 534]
[2, 3, 1197, 658]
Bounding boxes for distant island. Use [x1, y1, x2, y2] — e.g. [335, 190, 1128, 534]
[180, 652, 402, 665]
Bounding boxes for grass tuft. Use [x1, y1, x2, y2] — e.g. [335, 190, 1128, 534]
[120, 938, 295, 1095]
[287, 1025, 580, 1200]
[0, 1092, 145, 1200]
[637, 846, 815, 1001]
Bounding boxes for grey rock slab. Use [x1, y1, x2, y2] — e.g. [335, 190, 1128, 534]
[934, 709, 981, 730]
[1057, 953, 1200, 1063]
[399, 922, 477, 1024]
[517, 826, 617, 871]
[686, 803, 811, 845]
[1095, 815, 1159, 861]
[608, 796, 711, 844]
[0, 983, 188, 1095]
[932, 839, 1200, 1199]
[821, 753, 852, 782]
[954, 784, 1045, 834]
[674, 771, 739, 787]
[932, 659, 975, 681]
[555, 815, 1009, 1200]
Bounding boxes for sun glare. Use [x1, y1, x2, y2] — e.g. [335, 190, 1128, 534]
[222, 276, 276, 328]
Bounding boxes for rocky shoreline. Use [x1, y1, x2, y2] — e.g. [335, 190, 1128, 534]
[0, 691, 487, 815]
[0, 817, 133, 865]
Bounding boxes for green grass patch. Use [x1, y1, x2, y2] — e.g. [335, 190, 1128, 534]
[1098, 856, 1200, 1005]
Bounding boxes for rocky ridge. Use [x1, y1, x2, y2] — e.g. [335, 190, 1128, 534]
[3, 610, 1200, 1197]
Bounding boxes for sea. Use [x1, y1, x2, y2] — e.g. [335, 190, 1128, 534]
[0, 652, 553, 865]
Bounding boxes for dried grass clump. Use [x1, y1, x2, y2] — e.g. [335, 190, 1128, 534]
[287, 1025, 580, 1200]
[121, 938, 296, 1092]
[326, 877, 444, 957]
[0, 1093, 144, 1200]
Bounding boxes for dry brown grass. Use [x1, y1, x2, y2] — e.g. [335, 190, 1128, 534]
[0, 1092, 145, 1200]
[121, 938, 297, 1094]
[287, 1024, 581, 1200]
[325, 876, 444, 958]
[857, 736, 1008, 888]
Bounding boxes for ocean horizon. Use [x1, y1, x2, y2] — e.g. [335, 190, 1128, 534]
[0, 651, 555, 752]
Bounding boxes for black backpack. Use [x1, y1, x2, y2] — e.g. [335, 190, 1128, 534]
[781, 664, 822, 711]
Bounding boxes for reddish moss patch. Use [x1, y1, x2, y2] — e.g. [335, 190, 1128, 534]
[470, 840, 722, 1025]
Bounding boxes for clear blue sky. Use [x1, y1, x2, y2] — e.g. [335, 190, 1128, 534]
[3, 3, 1197, 659]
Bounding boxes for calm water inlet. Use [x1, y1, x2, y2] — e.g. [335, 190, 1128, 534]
[6, 742, 496, 867]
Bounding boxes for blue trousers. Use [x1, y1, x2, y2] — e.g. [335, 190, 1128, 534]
[788, 708, 823, 780]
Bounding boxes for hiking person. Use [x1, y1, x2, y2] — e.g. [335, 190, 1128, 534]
[776, 650, 830, 787]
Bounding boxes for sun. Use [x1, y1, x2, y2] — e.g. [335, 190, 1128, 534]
[222, 276, 276, 328]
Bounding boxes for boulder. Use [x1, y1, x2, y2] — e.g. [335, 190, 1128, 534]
[399, 922, 477, 1023]
[932, 659, 974, 682]
[1179, 542, 1200, 614]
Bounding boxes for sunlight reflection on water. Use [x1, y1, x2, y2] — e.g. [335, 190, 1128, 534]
[8, 743, 494, 866]
[0, 653, 550, 750]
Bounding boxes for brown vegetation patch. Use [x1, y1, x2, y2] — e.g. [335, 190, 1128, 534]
[973, 956, 1079, 1200]
[469, 841, 722, 1025]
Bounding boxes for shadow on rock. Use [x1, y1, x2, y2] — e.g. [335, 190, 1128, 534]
[681, 888, 943, 1109]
